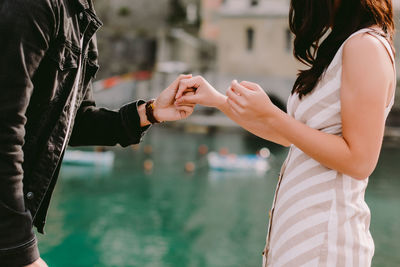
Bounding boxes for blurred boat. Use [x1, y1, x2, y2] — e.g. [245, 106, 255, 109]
[63, 150, 115, 167]
[207, 152, 270, 172]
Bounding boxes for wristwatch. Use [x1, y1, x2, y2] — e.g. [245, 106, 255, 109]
[145, 99, 161, 124]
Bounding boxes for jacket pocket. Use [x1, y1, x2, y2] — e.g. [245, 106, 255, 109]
[46, 40, 81, 104]
[0, 200, 35, 250]
[49, 40, 80, 72]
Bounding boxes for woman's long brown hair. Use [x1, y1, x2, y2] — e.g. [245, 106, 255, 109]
[290, 0, 395, 98]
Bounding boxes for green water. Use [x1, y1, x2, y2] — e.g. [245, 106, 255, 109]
[38, 127, 400, 267]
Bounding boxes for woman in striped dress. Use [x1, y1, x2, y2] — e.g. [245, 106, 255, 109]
[175, 0, 396, 266]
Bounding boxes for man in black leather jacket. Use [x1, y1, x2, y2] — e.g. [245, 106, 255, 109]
[0, 0, 195, 266]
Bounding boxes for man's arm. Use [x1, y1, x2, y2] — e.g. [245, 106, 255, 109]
[68, 82, 151, 147]
[69, 75, 195, 147]
[0, 0, 57, 266]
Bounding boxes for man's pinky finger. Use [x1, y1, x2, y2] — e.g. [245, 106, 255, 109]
[177, 106, 193, 113]
[175, 95, 198, 105]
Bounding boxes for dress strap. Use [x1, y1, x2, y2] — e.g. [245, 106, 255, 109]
[367, 30, 395, 64]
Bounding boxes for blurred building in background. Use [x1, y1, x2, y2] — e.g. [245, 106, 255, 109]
[92, 0, 400, 133]
[93, 0, 205, 79]
[214, 0, 300, 78]
[200, 0, 299, 108]
[93, 0, 167, 78]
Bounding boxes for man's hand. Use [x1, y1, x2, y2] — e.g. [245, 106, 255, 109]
[174, 76, 226, 108]
[137, 74, 196, 126]
[24, 258, 48, 267]
[153, 74, 196, 122]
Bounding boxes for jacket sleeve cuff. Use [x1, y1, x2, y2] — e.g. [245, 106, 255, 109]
[0, 236, 39, 267]
[119, 100, 150, 147]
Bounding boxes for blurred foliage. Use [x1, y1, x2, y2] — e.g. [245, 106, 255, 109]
[168, 0, 187, 25]
[118, 6, 131, 17]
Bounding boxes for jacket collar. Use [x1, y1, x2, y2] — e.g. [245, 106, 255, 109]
[76, 0, 90, 11]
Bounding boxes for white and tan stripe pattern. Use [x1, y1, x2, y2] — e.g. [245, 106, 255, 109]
[262, 28, 396, 267]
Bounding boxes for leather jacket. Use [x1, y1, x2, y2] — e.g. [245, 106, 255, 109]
[0, 0, 148, 265]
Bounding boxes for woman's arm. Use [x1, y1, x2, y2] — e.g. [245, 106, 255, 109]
[218, 96, 292, 147]
[265, 34, 393, 179]
[175, 77, 291, 146]
[176, 33, 394, 179]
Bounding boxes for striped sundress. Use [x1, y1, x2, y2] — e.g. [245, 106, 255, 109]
[262, 28, 396, 267]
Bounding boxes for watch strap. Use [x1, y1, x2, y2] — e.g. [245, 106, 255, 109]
[145, 99, 161, 124]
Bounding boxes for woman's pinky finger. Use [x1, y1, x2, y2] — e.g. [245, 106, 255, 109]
[228, 87, 245, 105]
[227, 98, 243, 115]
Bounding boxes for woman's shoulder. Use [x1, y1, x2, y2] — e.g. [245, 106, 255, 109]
[343, 28, 393, 65]
[344, 30, 386, 53]
[341, 28, 394, 107]
[342, 29, 394, 79]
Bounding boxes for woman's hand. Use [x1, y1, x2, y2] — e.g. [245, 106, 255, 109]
[177, 77, 291, 146]
[175, 76, 226, 108]
[226, 80, 279, 121]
